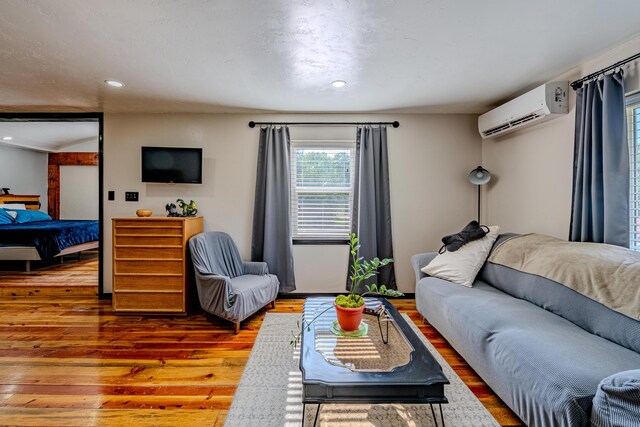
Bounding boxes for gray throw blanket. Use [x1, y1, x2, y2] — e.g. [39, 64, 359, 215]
[189, 232, 279, 323]
[190, 231, 245, 279]
[488, 234, 640, 320]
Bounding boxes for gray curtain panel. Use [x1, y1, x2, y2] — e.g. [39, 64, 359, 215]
[570, 71, 630, 247]
[348, 126, 397, 292]
[251, 126, 296, 292]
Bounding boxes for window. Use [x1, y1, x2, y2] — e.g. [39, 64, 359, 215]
[627, 94, 640, 251]
[290, 141, 356, 241]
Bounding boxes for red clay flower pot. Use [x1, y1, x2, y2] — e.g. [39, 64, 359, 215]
[334, 303, 365, 332]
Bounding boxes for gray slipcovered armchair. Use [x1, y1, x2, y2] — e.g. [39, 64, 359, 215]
[189, 231, 279, 333]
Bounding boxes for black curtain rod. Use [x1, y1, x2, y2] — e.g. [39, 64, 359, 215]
[248, 121, 400, 128]
[570, 51, 640, 90]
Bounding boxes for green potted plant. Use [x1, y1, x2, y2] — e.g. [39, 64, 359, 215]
[290, 233, 401, 347]
[335, 233, 395, 331]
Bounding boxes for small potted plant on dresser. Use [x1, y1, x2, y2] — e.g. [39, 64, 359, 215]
[335, 233, 397, 331]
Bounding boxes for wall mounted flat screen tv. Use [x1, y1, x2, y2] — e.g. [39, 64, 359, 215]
[141, 146, 203, 184]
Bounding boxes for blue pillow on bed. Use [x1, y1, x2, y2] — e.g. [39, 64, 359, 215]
[12, 209, 52, 223]
[0, 208, 15, 224]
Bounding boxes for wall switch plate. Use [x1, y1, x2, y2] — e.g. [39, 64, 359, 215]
[108, 191, 115, 201]
[125, 192, 139, 202]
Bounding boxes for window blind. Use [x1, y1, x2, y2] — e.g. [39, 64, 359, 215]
[290, 141, 356, 239]
[627, 96, 640, 251]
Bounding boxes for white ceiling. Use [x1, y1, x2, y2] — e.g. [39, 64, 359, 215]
[1, 1, 640, 114]
[0, 122, 98, 152]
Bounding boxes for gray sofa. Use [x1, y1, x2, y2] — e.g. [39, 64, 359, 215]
[412, 234, 640, 427]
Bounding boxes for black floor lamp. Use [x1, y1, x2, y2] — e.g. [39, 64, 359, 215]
[468, 166, 491, 223]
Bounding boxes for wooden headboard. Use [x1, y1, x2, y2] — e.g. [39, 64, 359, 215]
[0, 194, 41, 210]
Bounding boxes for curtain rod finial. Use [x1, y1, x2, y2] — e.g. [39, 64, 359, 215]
[248, 121, 256, 128]
[392, 121, 400, 128]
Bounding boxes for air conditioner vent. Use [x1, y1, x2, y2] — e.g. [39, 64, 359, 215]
[482, 123, 512, 137]
[510, 112, 543, 126]
[478, 82, 569, 139]
[482, 112, 545, 137]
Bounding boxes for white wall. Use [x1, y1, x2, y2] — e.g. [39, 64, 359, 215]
[58, 140, 99, 220]
[482, 34, 640, 238]
[104, 113, 482, 293]
[60, 139, 99, 153]
[0, 144, 48, 212]
[60, 165, 99, 220]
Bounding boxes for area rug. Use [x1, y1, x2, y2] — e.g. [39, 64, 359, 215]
[224, 313, 500, 427]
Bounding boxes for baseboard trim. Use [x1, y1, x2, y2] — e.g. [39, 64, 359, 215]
[100, 292, 415, 301]
[278, 292, 415, 299]
[98, 291, 416, 300]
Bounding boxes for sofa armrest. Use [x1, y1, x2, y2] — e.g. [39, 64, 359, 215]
[411, 252, 438, 283]
[591, 369, 640, 427]
[243, 261, 269, 275]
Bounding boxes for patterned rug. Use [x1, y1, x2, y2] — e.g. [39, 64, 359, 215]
[225, 313, 500, 427]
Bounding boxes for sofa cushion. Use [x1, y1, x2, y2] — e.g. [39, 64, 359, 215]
[591, 370, 640, 427]
[416, 276, 640, 427]
[478, 235, 640, 354]
[228, 274, 279, 320]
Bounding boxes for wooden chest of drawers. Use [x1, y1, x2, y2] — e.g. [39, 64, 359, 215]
[112, 216, 203, 314]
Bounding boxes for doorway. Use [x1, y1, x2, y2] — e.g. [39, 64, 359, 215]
[0, 113, 104, 297]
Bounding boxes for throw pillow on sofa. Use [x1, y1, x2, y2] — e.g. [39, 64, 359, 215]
[422, 225, 500, 287]
[591, 369, 640, 427]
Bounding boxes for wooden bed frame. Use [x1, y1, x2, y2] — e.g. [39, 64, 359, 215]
[0, 241, 99, 272]
[0, 194, 41, 210]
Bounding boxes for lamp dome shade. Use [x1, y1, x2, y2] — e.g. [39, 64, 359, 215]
[468, 166, 491, 185]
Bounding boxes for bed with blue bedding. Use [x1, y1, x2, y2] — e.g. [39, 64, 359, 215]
[0, 208, 99, 271]
[0, 220, 99, 260]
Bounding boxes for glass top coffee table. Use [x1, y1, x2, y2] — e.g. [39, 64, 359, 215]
[299, 297, 449, 426]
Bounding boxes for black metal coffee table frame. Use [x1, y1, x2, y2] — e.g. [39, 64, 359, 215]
[299, 297, 449, 426]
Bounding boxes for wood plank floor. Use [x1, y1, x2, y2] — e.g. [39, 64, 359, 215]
[0, 252, 98, 297]
[0, 263, 524, 426]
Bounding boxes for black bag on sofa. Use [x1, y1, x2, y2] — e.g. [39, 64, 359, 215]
[439, 220, 489, 253]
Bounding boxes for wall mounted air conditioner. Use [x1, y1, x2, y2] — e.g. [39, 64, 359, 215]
[478, 82, 569, 139]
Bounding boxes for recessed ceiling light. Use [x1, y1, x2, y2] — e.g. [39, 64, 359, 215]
[2, 136, 12, 141]
[331, 80, 347, 88]
[104, 80, 124, 88]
